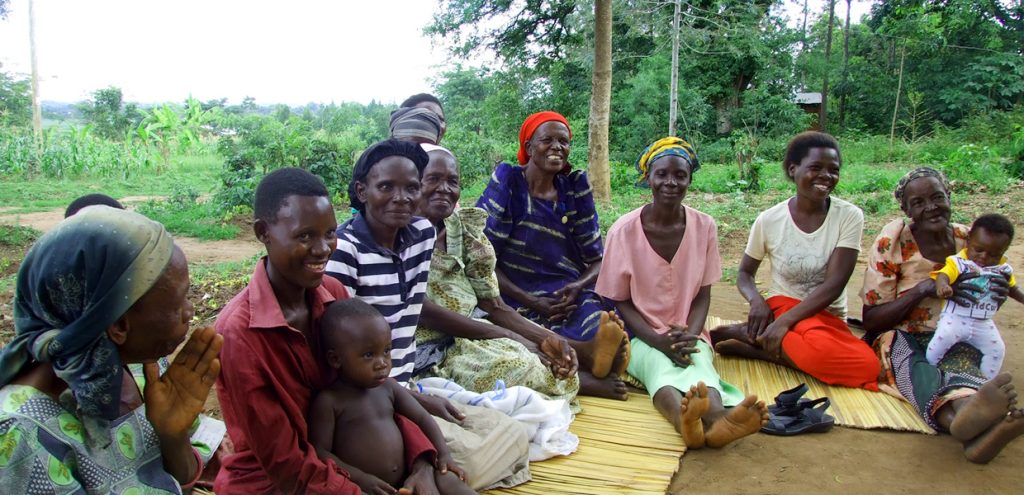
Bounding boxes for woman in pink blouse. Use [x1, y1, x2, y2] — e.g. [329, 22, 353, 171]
[595, 137, 767, 449]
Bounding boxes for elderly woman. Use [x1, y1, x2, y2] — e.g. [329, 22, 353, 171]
[326, 139, 530, 490]
[0, 207, 222, 493]
[861, 167, 1024, 463]
[713, 132, 881, 390]
[414, 143, 580, 406]
[595, 137, 767, 448]
[476, 111, 629, 399]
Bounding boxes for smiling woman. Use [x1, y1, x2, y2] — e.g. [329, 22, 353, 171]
[712, 131, 881, 390]
[0, 207, 222, 493]
[476, 111, 631, 401]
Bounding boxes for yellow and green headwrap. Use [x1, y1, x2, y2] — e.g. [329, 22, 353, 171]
[635, 136, 699, 184]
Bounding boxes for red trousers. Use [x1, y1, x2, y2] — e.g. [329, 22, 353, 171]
[771, 295, 880, 391]
[397, 414, 437, 470]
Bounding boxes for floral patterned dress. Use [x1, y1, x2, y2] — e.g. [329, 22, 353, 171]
[861, 218, 985, 429]
[0, 362, 218, 494]
[416, 208, 580, 410]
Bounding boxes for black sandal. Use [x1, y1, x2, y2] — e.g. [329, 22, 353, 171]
[768, 383, 810, 416]
[761, 397, 835, 436]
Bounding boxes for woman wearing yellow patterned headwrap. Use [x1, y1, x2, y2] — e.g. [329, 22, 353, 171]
[635, 136, 699, 185]
[596, 137, 767, 450]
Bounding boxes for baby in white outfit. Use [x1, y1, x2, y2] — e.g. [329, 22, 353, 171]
[930, 214, 1024, 378]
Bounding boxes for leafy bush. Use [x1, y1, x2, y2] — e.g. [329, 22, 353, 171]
[940, 144, 1010, 193]
[139, 185, 240, 241]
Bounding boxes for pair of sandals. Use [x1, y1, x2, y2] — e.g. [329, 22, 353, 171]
[761, 383, 835, 436]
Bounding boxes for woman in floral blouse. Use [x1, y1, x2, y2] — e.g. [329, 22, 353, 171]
[860, 167, 1023, 463]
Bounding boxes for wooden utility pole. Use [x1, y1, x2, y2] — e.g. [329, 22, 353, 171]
[838, 0, 852, 130]
[29, 0, 42, 140]
[889, 45, 906, 146]
[587, 0, 612, 203]
[819, 0, 836, 132]
[669, 0, 681, 136]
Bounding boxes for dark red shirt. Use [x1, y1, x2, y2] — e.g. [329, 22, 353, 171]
[214, 258, 358, 494]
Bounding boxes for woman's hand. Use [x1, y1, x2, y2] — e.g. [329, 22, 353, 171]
[536, 335, 579, 380]
[143, 326, 223, 441]
[434, 452, 466, 481]
[755, 319, 791, 361]
[400, 458, 440, 495]
[653, 326, 700, 368]
[414, 393, 466, 425]
[528, 295, 577, 322]
[553, 282, 584, 308]
[949, 271, 1009, 307]
[745, 296, 774, 342]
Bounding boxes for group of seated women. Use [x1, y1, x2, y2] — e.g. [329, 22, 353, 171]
[1, 95, 1022, 494]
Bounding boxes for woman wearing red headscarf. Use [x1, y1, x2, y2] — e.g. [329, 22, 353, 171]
[476, 111, 630, 400]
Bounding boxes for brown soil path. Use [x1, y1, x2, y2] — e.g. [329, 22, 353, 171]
[0, 199, 262, 265]
[669, 243, 1024, 494]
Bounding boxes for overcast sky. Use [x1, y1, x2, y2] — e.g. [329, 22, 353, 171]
[0, 0, 872, 106]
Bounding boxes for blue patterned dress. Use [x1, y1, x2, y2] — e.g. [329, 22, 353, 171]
[476, 162, 606, 341]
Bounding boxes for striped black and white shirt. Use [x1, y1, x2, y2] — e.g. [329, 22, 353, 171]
[326, 213, 435, 386]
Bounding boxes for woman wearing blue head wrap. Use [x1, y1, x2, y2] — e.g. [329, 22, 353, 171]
[0, 206, 223, 493]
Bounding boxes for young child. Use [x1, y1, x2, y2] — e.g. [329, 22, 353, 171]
[930, 213, 1024, 377]
[309, 298, 477, 495]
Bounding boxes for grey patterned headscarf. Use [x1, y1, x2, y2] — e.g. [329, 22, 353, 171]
[0, 206, 173, 437]
[894, 167, 951, 214]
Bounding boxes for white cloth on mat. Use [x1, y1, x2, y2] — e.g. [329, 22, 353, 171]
[415, 377, 579, 461]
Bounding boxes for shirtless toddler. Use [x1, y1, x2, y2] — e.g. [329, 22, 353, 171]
[309, 298, 476, 495]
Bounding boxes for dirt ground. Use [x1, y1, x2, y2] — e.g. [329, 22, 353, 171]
[3, 202, 1024, 493]
[667, 243, 1024, 494]
[0, 202, 263, 265]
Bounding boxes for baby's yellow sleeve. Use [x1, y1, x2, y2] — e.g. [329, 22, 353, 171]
[932, 254, 962, 283]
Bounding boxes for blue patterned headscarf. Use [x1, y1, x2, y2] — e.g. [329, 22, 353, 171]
[0, 206, 174, 428]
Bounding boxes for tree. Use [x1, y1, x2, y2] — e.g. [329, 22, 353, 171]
[0, 71, 31, 127]
[588, 0, 612, 204]
[77, 87, 141, 140]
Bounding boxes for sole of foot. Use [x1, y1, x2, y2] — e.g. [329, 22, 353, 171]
[679, 382, 710, 449]
[950, 372, 1017, 442]
[964, 408, 1024, 464]
[705, 394, 769, 448]
[591, 311, 626, 379]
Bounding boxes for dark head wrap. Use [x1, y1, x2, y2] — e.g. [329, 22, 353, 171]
[894, 167, 951, 213]
[517, 111, 572, 174]
[389, 107, 442, 144]
[349, 139, 430, 213]
[635, 136, 700, 185]
[0, 206, 173, 440]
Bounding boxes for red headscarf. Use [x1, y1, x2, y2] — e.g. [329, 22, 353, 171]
[517, 111, 572, 166]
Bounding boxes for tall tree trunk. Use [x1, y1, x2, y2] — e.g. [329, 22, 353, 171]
[819, 0, 836, 132]
[838, 0, 852, 130]
[669, 0, 681, 136]
[588, 0, 612, 204]
[29, 0, 42, 142]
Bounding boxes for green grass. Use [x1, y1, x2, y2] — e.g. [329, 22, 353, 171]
[138, 199, 241, 241]
[0, 225, 40, 247]
[0, 153, 221, 212]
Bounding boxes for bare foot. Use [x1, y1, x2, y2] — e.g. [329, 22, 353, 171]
[591, 311, 625, 378]
[704, 395, 769, 448]
[714, 339, 769, 360]
[579, 371, 629, 401]
[950, 373, 1017, 442]
[709, 323, 752, 346]
[612, 332, 631, 377]
[678, 382, 710, 449]
[963, 408, 1024, 464]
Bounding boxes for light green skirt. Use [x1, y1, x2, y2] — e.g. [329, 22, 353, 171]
[627, 338, 745, 407]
